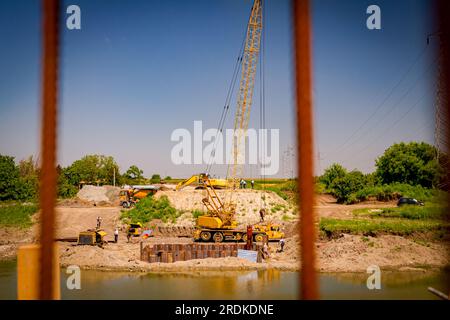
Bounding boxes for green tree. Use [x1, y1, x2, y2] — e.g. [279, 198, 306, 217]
[320, 163, 347, 190]
[125, 165, 144, 180]
[330, 170, 365, 203]
[57, 166, 78, 198]
[150, 174, 161, 184]
[0, 155, 39, 201]
[0, 155, 20, 200]
[65, 155, 120, 186]
[16, 156, 39, 200]
[375, 142, 441, 188]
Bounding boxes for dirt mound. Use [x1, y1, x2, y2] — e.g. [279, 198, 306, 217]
[53, 206, 122, 239]
[76, 185, 120, 205]
[154, 188, 296, 227]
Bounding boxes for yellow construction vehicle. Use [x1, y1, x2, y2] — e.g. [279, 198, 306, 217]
[119, 185, 159, 208]
[193, 0, 284, 243]
[127, 222, 143, 237]
[253, 223, 284, 241]
[77, 229, 107, 246]
[176, 173, 228, 191]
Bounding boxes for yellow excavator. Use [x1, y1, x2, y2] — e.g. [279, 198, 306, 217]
[193, 0, 284, 243]
[176, 173, 228, 191]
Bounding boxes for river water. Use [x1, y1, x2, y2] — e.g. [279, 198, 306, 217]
[0, 260, 448, 299]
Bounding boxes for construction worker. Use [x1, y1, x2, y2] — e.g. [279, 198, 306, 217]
[242, 180, 247, 189]
[114, 227, 119, 243]
[251, 180, 255, 189]
[263, 242, 270, 259]
[279, 238, 285, 252]
[259, 208, 265, 222]
[96, 216, 102, 229]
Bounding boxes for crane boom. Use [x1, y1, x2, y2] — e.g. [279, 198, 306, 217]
[230, 0, 263, 187]
[196, 0, 263, 230]
[192, 0, 284, 243]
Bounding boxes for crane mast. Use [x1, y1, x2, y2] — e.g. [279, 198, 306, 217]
[230, 0, 262, 188]
[201, 0, 262, 227]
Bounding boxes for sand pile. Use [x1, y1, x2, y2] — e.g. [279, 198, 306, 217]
[77, 185, 120, 205]
[155, 188, 296, 227]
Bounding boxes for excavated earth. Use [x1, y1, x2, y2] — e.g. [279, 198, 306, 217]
[0, 187, 448, 273]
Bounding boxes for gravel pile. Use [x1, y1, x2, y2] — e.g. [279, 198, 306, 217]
[77, 185, 120, 204]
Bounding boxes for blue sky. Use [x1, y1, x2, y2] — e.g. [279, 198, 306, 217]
[0, 0, 438, 178]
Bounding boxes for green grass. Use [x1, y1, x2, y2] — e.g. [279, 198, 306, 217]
[353, 183, 444, 203]
[270, 203, 286, 213]
[320, 217, 448, 237]
[253, 179, 296, 201]
[192, 209, 203, 219]
[120, 195, 181, 224]
[353, 205, 447, 220]
[0, 202, 38, 228]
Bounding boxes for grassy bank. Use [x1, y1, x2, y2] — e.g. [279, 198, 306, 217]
[353, 205, 447, 220]
[320, 217, 447, 237]
[0, 202, 38, 228]
[320, 203, 449, 238]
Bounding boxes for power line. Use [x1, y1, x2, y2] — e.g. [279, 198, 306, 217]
[341, 90, 429, 166]
[325, 45, 429, 157]
[331, 56, 438, 156]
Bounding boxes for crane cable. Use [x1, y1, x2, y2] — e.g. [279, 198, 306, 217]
[259, 0, 267, 210]
[205, 13, 251, 176]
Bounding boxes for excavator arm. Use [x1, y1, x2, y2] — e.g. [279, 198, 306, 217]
[176, 175, 200, 191]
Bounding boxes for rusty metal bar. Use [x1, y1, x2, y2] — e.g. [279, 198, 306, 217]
[292, 0, 319, 299]
[39, 0, 60, 300]
[437, 1, 450, 298]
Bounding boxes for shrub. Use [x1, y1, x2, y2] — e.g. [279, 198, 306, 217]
[330, 170, 365, 203]
[192, 209, 203, 218]
[320, 163, 347, 190]
[120, 195, 180, 224]
[150, 174, 161, 184]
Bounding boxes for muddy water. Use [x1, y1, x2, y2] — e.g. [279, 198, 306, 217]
[0, 260, 448, 299]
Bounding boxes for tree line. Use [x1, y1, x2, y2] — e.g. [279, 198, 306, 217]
[0, 154, 167, 201]
[319, 142, 447, 203]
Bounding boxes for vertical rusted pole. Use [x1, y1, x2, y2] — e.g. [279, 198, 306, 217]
[292, 0, 319, 299]
[40, 0, 59, 300]
[437, 1, 450, 296]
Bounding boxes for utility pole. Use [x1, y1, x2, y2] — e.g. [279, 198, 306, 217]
[113, 168, 116, 187]
[317, 151, 323, 176]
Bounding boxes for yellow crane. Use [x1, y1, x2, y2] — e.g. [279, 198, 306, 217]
[193, 0, 283, 243]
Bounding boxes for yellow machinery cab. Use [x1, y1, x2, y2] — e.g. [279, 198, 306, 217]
[253, 223, 284, 240]
[128, 222, 143, 237]
[77, 229, 107, 245]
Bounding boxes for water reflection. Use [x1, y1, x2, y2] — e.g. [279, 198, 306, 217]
[0, 260, 448, 300]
